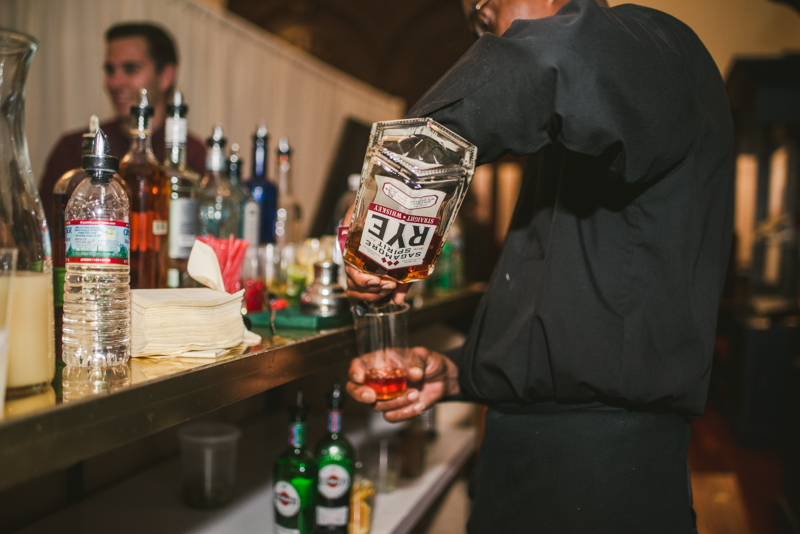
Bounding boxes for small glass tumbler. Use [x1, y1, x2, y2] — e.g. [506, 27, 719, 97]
[0, 248, 16, 414]
[352, 302, 410, 400]
[178, 422, 242, 508]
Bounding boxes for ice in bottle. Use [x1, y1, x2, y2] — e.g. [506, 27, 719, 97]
[343, 118, 476, 283]
[62, 130, 131, 366]
[273, 389, 316, 534]
[198, 124, 240, 239]
[164, 90, 200, 288]
[119, 89, 170, 289]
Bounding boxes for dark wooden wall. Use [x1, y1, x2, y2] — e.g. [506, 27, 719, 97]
[227, 0, 476, 109]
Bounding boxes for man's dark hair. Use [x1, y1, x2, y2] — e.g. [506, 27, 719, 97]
[105, 23, 178, 72]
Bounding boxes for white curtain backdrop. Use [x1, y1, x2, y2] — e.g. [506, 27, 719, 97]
[0, 0, 405, 236]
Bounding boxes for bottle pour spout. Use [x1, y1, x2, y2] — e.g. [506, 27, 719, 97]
[82, 129, 119, 173]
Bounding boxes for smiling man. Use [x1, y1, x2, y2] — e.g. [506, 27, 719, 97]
[345, 0, 734, 532]
[38, 23, 205, 229]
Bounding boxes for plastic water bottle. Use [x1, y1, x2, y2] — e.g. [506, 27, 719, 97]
[62, 130, 131, 366]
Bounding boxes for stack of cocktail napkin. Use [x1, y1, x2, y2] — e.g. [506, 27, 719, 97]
[131, 240, 261, 359]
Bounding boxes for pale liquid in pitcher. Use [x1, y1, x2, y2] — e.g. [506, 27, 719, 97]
[3, 272, 55, 389]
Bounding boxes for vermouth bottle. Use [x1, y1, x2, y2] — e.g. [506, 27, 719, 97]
[275, 137, 303, 245]
[314, 384, 354, 534]
[274, 389, 316, 534]
[228, 143, 260, 245]
[343, 118, 476, 283]
[198, 124, 239, 239]
[119, 89, 170, 288]
[164, 90, 200, 288]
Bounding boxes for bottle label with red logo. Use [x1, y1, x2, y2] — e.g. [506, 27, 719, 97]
[358, 175, 444, 270]
[317, 464, 350, 500]
[66, 220, 130, 265]
[273, 480, 301, 517]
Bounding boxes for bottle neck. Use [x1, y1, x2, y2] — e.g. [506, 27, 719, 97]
[327, 409, 342, 435]
[278, 154, 292, 196]
[165, 116, 188, 167]
[129, 115, 154, 154]
[253, 140, 267, 180]
[288, 421, 305, 448]
[207, 145, 226, 172]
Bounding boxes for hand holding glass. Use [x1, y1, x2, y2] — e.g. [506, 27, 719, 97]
[352, 302, 410, 400]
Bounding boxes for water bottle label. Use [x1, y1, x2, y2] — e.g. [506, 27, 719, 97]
[66, 220, 130, 265]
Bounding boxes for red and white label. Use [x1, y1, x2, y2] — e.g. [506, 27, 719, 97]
[66, 220, 130, 265]
[273, 481, 301, 517]
[358, 176, 445, 270]
[317, 464, 350, 500]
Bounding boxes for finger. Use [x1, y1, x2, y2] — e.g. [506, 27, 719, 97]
[348, 358, 367, 384]
[347, 289, 393, 303]
[346, 381, 377, 404]
[407, 366, 424, 382]
[346, 265, 383, 288]
[383, 401, 426, 422]
[393, 283, 410, 305]
[372, 388, 420, 412]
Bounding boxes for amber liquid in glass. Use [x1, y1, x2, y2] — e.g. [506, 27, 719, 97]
[364, 368, 407, 400]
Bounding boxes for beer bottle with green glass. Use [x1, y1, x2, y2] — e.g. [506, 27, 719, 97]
[274, 390, 316, 534]
[314, 384, 354, 534]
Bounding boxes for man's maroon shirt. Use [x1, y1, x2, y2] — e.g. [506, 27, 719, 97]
[38, 118, 206, 230]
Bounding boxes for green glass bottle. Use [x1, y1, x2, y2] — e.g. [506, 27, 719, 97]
[274, 389, 316, 534]
[314, 383, 355, 534]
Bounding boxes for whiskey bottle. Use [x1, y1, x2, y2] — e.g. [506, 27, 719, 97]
[313, 384, 354, 534]
[164, 90, 200, 288]
[119, 89, 170, 288]
[274, 389, 316, 534]
[275, 137, 303, 245]
[228, 143, 261, 245]
[247, 122, 278, 243]
[198, 124, 239, 239]
[343, 118, 476, 283]
[52, 115, 99, 357]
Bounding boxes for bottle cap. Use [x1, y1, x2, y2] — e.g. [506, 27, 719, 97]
[166, 89, 188, 116]
[82, 129, 119, 173]
[327, 383, 344, 411]
[278, 137, 291, 156]
[255, 122, 268, 140]
[130, 88, 154, 119]
[206, 123, 227, 148]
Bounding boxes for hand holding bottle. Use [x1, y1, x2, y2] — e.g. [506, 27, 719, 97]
[346, 347, 460, 422]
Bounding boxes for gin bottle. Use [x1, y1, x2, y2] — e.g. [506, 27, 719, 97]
[163, 90, 200, 288]
[275, 137, 303, 245]
[314, 384, 354, 534]
[274, 389, 316, 534]
[247, 122, 278, 243]
[198, 124, 239, 239]
[228, 143, 261, 245]
[63, 130, 131, 366]
[119, 89, 170, 289]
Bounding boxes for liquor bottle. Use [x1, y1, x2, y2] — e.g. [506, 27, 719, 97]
[274, 389, 316, 534]
[52, 115, 99, 357]
[343, 118, 476, 283]
[247, 122, 278, 243]
[228, 143, 261, 245]
[333, 173, 360, 230]
[198, 124, 240, 239]
[163, 90, 200, 288]
[62, 130, 131, 366]
[275, 137, 303, 245]
[119, 89, 170, 289]
[314, 383, 354, 534]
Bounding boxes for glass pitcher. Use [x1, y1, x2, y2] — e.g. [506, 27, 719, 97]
[0, 29, 55, 391]
[343, 118, 477, 283]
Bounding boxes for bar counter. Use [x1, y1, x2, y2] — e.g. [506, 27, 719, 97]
[0, 285, 483, 493]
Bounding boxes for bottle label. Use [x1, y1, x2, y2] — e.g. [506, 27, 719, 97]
[289, 422, 305, 448]
[165, 117, 187, 146]
[274, 481, 301, 517]
[152, 220, 168, 236]
[66, 220, 130, 265]
[327, 410, 342, 433]
[316, 506, 348, 526]
[275, 526, 299, 534]
[358, 176, 445, 270]
[53, 267, 66, 307]
[242, 200, 260, 245]
[169, 198, 199, 259]
[317, 464, 350, 500]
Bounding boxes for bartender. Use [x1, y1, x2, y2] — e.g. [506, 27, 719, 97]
[38, 22, 206, 229]
[346, 0, 734, 532]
